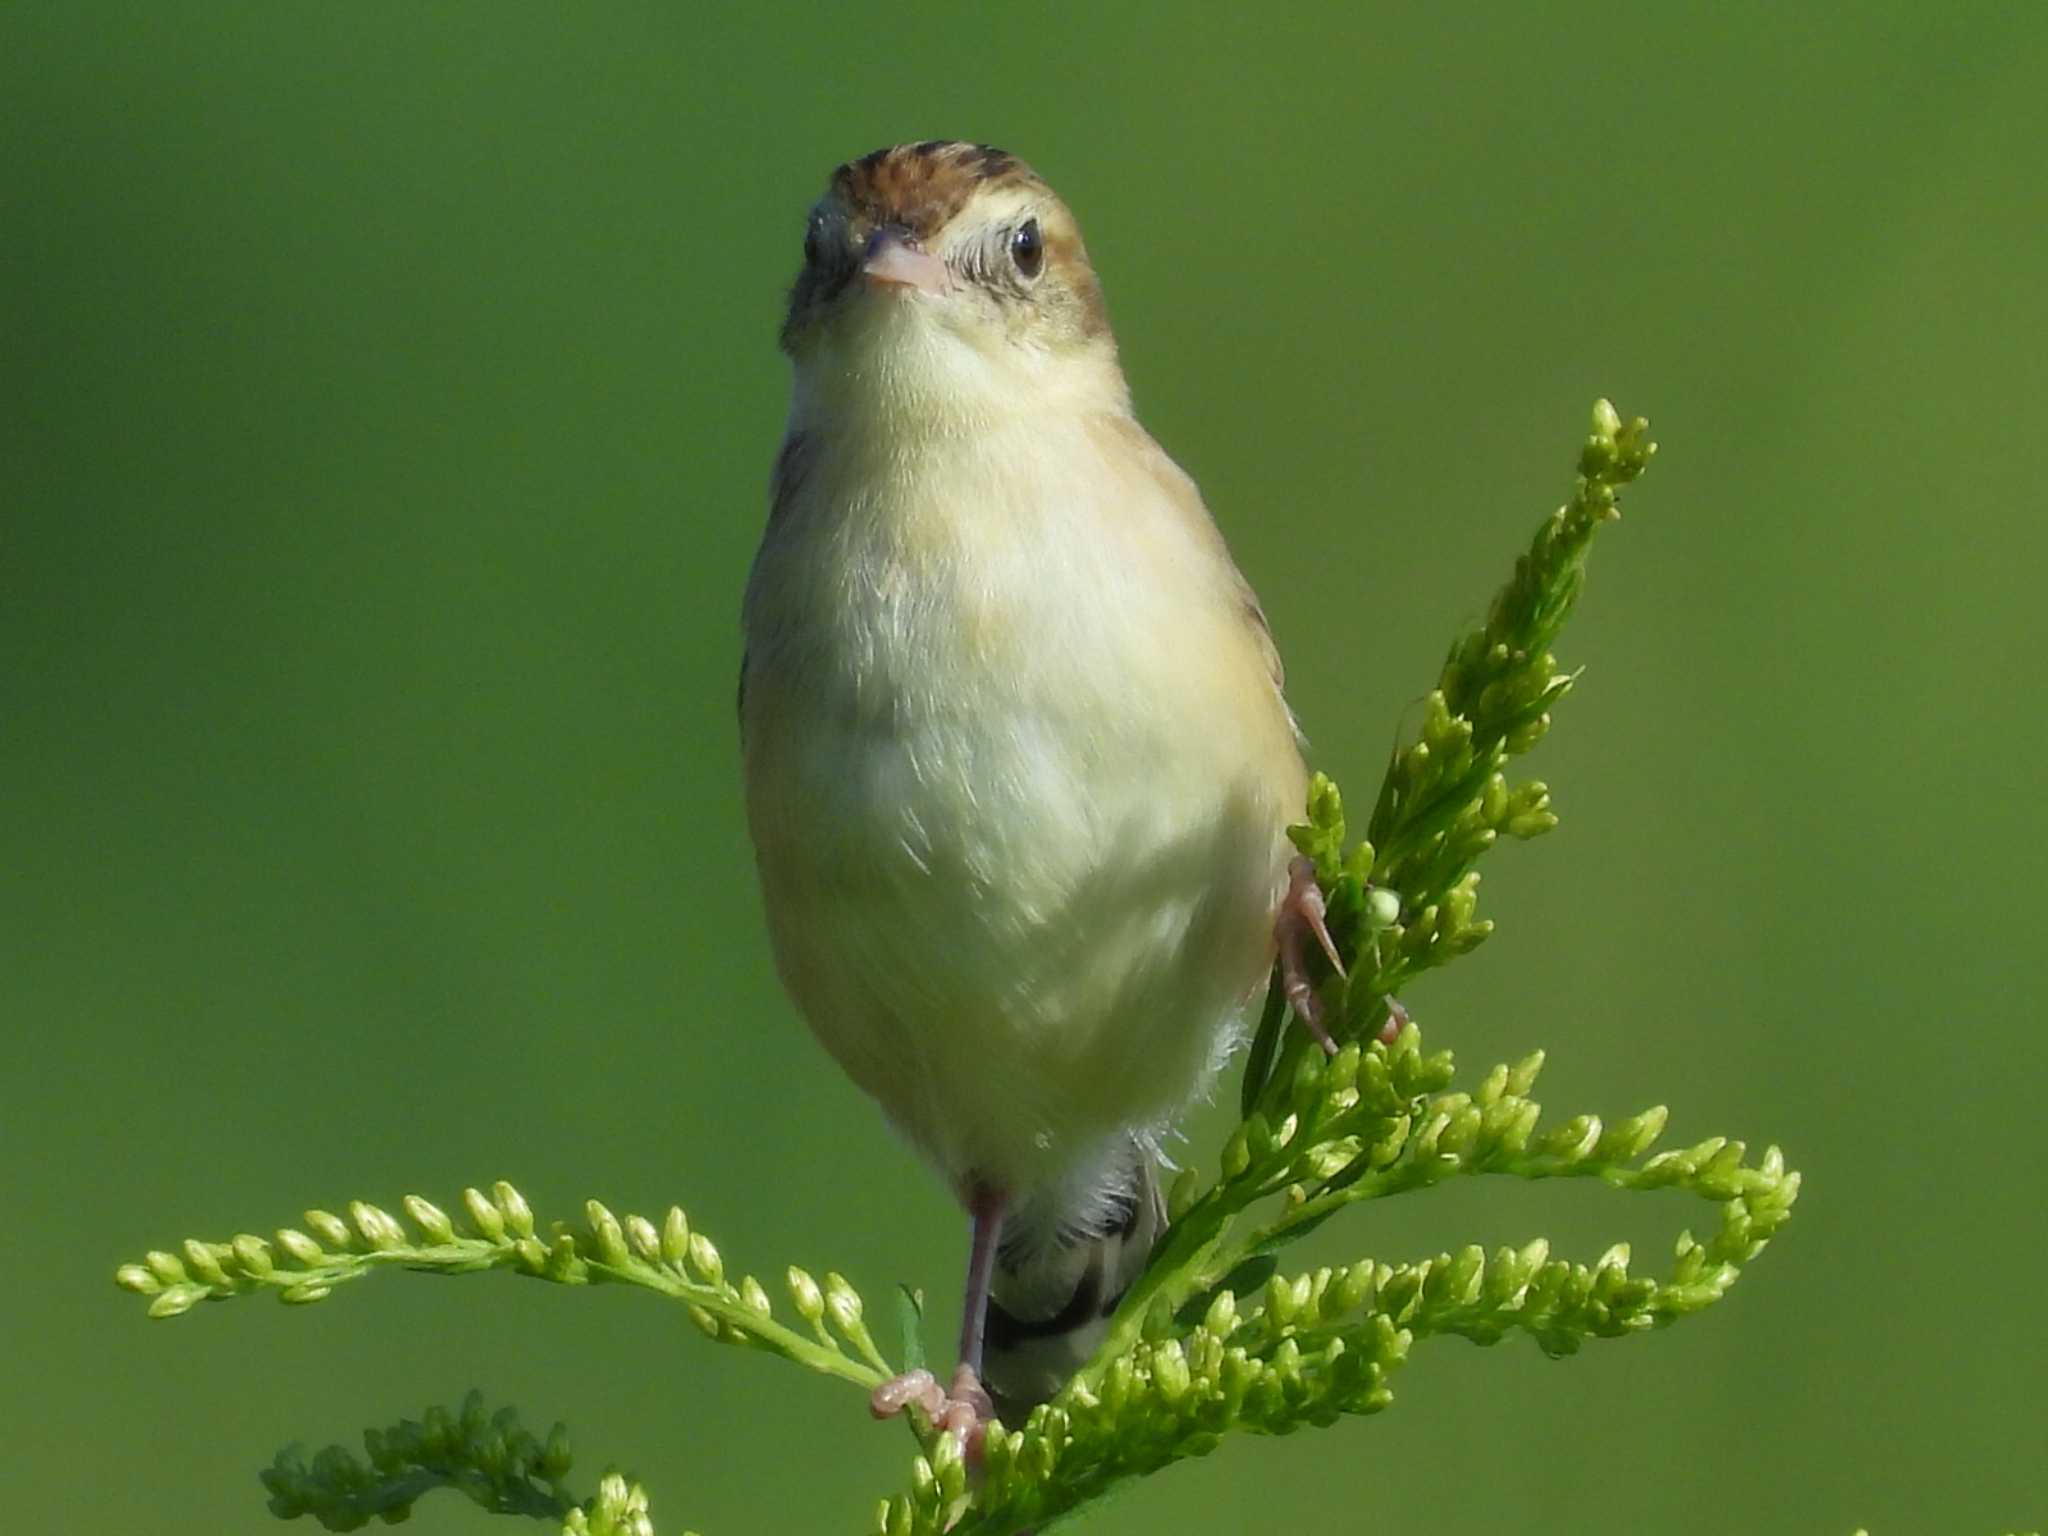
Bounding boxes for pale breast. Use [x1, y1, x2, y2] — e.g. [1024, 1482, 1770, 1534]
[741, 412, 1305, 1194]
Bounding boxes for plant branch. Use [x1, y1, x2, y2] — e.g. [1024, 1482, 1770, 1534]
[114, 1183, 890, 1393]
[110, 401, 1806, 1536]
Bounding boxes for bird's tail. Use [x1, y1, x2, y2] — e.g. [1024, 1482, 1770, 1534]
[983, 1140, 1166, 1417]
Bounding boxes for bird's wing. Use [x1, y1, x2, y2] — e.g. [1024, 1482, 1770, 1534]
[1091, 411, 1296, 721]
[738, 430, 822, 735]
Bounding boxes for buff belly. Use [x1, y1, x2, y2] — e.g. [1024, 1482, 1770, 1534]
[749, 682, 1289, 1198]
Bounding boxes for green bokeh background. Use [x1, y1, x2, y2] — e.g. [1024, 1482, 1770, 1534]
[7, 4, 2044, 1531]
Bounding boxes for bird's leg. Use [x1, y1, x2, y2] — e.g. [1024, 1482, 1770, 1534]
[945, 1182, 1003, 1435]
[1276, 855, 1346, 1055]
[869, 1183, 1005, 1449]
[955, 1181, 1005, 1382]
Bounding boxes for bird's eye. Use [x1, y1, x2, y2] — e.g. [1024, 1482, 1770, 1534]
[1009, 218, 1044, 280]
[803, 216, 825, 266]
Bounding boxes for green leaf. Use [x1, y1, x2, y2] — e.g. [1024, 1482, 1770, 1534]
[896, 1285, 927, 1374]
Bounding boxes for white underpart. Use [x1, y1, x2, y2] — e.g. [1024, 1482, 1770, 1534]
[743, 281, 1301, 1201]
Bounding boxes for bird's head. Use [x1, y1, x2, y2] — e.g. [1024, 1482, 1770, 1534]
[780, 142, 1125, 422]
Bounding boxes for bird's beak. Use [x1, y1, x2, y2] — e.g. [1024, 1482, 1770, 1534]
[862, 227, 950, 295]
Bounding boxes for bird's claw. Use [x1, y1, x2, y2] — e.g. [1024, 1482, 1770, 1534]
[1377, 993, 1410, 1045]
[1277, 855, 1346, 1055]
[871, 1364, 994, 1458]
[1276, 858, 1411, 1050]
[870, 1368, 946, 1421]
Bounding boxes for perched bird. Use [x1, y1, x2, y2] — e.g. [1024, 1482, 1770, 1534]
[740, 141, 1338, 1432]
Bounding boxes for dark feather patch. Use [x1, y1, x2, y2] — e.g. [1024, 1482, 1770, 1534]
[830, 141, 1038, 246]
[766, 429, 814, 531]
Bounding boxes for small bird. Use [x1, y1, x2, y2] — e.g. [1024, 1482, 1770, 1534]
[740, 142, 1338, 1433]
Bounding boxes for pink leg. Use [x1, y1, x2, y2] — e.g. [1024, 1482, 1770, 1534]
[1276, 856, 1346, 1055]
[957, 1183, 1005, 1378]
[869, 1183, 1005, 1450]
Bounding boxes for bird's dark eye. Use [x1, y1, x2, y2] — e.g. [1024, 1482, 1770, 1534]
[1009, 218, 1044, 280]
[803, 215, 825, 266]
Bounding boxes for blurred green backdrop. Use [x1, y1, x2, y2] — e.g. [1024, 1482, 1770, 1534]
[6, 3, 2045, 1532]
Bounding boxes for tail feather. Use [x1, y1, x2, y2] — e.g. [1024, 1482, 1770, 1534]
[983, 1142, 1165, 1417]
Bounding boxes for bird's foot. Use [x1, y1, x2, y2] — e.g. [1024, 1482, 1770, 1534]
[870, 1363, 995, 1455]
[1377, 993, 1410, 1045]
[1276, 855, 1346, 1055]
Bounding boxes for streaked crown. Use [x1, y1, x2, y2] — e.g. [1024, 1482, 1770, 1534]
[831, 140, 1033, 246]
[781, 141, 1112, 355]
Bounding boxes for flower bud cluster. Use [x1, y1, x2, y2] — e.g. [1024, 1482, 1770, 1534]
[127, 402, 1808, 1536]
[565, 1473, 662, 1536]
[1245, 401, 1657, 1106]
[943, 1103, 1795, 1535]
[258, 1390, 582, 1530]
[118, 1181, 893, 1390]
[1224, 1028, 1456, 1200]
[116, 1184, 531, 1317]
[874, 1416, 973, 1536]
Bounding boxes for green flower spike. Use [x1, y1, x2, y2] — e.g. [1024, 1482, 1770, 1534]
[116, 402, 1801, 1536]
[256, 1391, 685, 1536]
[115, 1181, 888, 1393]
